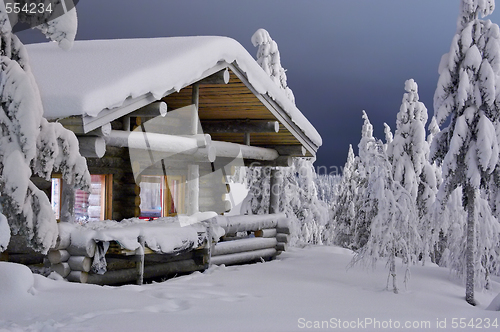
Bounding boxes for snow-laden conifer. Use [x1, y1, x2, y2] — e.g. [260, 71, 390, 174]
[432, 0, 500, 305]
[329, 145, 360, 247]
[246, 158, 329, 245]
[349, 111, 375, 250]
[0, 3, 89, 253]
[383, 123, 393, 153]
[251, 28, 295, 103]
[351, 130, 420, 294]
[387, 80, 438, 264]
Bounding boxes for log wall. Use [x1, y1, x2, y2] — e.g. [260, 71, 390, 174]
[209, 213, 290, 266]
[86, 146, 140, 220]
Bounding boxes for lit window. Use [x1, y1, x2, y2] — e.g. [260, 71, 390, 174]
[139, 175, 163, 219]
[51, 174, 111, 223]
[139, 175, 185, 219]
[51, 178, 61, 220]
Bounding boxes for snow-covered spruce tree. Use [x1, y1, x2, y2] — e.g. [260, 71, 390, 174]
[383, 123, 393, 153]
[349, 111, 375, 250]
[329, 145, 360, 247]
[315, 172, 340, 207]
[350, 131, 420, 294]
[251, 28, 295, 104]
[432, 0, 500, 305]
[387, 80, 428, 203]
[438, 188, 500, 289]
[386, 79, 438, 265]
[246, 158, 329, 245]
[0, 3, 89, 253]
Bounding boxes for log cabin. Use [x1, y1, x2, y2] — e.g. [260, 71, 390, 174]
[4, 36, 322, 284]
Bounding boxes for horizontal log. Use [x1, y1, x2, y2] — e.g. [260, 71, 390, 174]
[85, 259, 204, 285]
[86, 156, 127, 170]
[276, 243, 287, 252]
[221, 235, 251, 242]
[201, 120, 279, 134]
[53, 235, 71, 251]
[78, 136, 106, 158]
[212, 237, 277, 256]
[210, 248, 277, 266]
[276, 218, 291, 235]
[6, 253, 44, 265]
[106, 130, 216, 163]
[66, 241, 96, 258]
[276, 233, 290, 244]
[215, 213, 286, 234]
[47, 250, 70, 264]
[268, 145, 306, 157]
[66, 271, 89, 283]
[115, 195, 141, 207]
[103, 145, 128, 157]
[112, 212, 123, 221]
[52, 262, 71, 278]
[254, 228, 277, 238]
[211, 141, 279, 161]
[6, 235, 35, 254]
[31, 176, 51, 190]
[57, 116, 111, 136]
[68, 256, 92, 272]
[129, 101, 168, 118]
[276, 227, 291, 235]
[112, 204, 138, 216]
[198, 68, 230, 85]
[112, 205, 141, 215]
[143, 251, 195, 264]
[105, 257, 138, 271]
[244, 156, 293, 167]
[113, 184, 140, 195]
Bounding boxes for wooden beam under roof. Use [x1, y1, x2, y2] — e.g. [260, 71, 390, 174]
[162, 67, 318, 157]
[202, 120, 279, 134]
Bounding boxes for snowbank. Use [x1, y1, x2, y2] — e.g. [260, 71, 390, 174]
[0, 262, 35, 298]
[0, 246, 498, 331]
[25, 37, 321, 147]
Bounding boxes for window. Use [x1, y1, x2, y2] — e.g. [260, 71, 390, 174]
[51, 174, 112, 223]
[139, 175, 185, 219]
[51, 178, 61, 220]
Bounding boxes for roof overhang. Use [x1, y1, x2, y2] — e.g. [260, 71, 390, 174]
[80, 61, 319, 157]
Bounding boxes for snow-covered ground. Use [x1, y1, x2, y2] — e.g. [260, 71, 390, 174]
[1, 245, 499, 331]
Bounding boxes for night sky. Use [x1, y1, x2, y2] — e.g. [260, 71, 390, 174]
[16, 0, 500, 173]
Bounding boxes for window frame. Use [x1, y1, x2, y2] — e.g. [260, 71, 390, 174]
[50, 174, 113, 222]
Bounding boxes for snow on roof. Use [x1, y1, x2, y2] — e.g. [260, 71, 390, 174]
[26, 37, 322, 147]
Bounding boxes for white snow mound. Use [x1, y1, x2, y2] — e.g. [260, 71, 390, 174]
[0, 262, 34, 297]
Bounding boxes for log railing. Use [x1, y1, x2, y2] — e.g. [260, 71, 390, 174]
[49, 213, 290, 285]
[209, 213, 290, 266]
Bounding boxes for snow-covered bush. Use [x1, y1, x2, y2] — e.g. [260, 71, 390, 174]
[0, 3, 89, 253]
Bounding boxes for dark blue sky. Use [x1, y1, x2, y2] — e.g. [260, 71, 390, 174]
[17, 0, 500, 172]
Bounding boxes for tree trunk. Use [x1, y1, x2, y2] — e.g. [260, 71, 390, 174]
[465, 186, 477, 306]
[388, 247, 398, 294]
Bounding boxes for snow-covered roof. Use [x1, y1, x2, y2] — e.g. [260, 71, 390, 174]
[25, 37, 322, 148]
